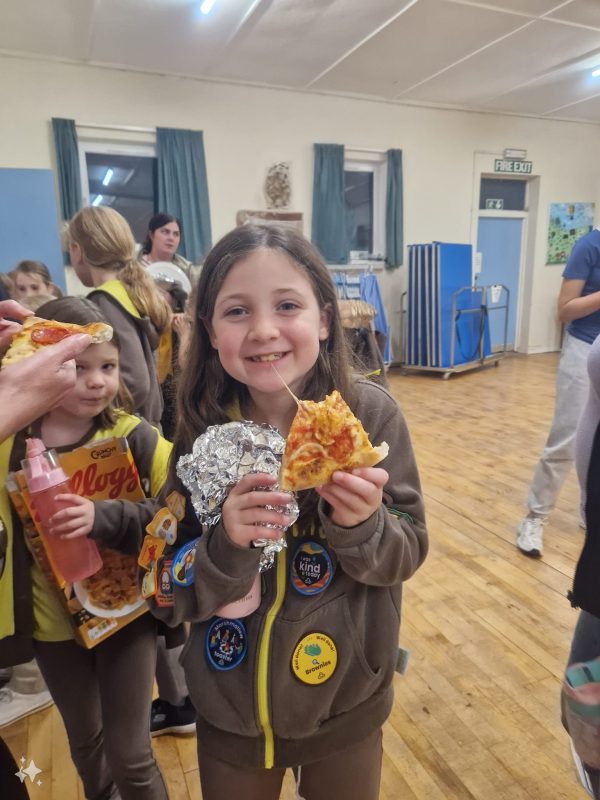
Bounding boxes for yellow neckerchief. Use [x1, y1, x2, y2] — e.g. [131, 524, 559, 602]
[227, 397, 243, 422]
[0, 436, 15, 639]
[91, 280, 141, 319]
[156, 329, 173, 384]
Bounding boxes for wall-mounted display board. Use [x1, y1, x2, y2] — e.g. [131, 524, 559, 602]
[0, 169, 64, 289]
[547, 202, 594, 264]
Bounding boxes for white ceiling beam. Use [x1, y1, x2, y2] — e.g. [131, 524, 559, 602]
[393, 16, 534, 99]
[303, 0, 420, 90]
[224, 0, 270, 48]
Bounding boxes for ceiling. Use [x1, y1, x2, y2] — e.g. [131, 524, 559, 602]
[3, 0, 600, 122]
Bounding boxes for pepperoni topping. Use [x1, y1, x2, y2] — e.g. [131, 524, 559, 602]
[31, 326, 71, 344]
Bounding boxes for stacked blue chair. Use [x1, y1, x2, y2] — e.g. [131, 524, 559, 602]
[406, 242, 491, 369]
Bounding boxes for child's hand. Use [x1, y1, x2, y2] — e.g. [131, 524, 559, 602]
[315, 467, 389, 528]
[222, 473, 295, 549]
[49, 494, 95, 540]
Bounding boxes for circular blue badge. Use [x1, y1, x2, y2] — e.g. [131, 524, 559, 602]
[290, 541, 334, 596]
[171, 539, 199, 587]
[205, 618, 247, 671]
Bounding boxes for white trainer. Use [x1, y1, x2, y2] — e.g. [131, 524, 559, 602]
[0, 687, 53, 728]
[516, 516, 544, 558]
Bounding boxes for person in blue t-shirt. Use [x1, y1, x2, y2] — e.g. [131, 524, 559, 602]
[517, 227, 600, 558]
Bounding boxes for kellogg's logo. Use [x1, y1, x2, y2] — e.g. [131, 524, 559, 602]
[91, 445, 117, 460]
[70, 463, 140, 500]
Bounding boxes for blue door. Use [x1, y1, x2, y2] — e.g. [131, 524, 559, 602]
[476, 217, 523, 349]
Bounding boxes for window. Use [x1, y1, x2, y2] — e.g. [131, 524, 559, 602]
[479, 177, 527, 211]
[345, 170, 373, 253]
[344, 155, 386, 262]
[79, 141, 157, 243]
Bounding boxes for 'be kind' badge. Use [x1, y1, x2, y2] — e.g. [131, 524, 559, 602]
[290, 542, 334, 596]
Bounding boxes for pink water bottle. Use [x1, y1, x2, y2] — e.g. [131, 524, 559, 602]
[21, 438, 102, 583]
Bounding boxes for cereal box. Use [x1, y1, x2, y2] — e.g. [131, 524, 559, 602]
[7, 437, 149, 648]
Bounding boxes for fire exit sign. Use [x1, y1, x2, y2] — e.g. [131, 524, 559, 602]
[494, 159, 533, 174]
[485, 199, 504, 210]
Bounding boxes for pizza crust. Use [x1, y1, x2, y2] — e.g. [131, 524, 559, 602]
[1, 316, 113, 366]
[280, 390, 389, 491]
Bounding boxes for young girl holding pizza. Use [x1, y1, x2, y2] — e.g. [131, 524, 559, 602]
[138, 224, 429, 800]
[0, 297, 171, 800]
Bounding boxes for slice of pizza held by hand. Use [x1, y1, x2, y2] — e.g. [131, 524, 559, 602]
[1, 316, 113, 366]
[279, 390, 389, 491]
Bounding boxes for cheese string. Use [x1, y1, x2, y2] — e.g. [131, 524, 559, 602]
[269, 363, 305, 412]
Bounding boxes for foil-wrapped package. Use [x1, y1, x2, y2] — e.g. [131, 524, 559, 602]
[176, 421, 298, 571]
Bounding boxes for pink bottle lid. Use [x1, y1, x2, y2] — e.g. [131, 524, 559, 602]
[22, 438, 69, 493]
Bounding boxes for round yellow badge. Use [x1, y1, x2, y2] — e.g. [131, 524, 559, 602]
[291, 632, 338, 685]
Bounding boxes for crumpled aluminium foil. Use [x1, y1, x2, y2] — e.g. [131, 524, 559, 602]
[176, 421, 298, 571]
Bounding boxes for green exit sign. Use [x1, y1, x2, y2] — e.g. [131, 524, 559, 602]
[494, 158, 533, 174]
[485, 199, 504, 210]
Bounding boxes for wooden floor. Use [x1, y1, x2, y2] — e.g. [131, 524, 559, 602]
[3, 352, 587, 799]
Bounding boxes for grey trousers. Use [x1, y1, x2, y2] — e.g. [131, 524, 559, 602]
[34, 614, 167, 800]
[527, 332, 590, 518]
[197, 727, 382, 800]
[155, 637, 187, 706]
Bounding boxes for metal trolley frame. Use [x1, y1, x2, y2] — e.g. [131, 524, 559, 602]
[400, 283, 510, 379]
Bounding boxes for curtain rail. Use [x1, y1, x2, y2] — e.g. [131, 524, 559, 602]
[76, 122, 155, 134]
[346, 146, 387, 154]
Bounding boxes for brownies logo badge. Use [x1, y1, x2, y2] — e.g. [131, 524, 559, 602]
[291, 632, 337, 685]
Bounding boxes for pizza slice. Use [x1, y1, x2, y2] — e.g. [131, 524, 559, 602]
[1, 316, 113, 366]
[279, 390, 389, 491]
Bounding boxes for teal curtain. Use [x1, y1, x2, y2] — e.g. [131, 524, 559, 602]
[156, 127, 212, 263]
[51, 118, 81, 221]
[385, 148, 403, 268]
[311, 144, 348, 264]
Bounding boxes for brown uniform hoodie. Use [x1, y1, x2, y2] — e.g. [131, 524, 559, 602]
[93, 379, 428, 769]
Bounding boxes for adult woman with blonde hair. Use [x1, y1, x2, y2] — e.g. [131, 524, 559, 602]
[65, 206, 171, 427]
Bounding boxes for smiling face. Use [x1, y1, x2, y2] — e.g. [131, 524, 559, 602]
[58, 340, 120, 420]
[208, 248, 330, 401]
[150, 223, 180, 261]
[14, 271, 51, 298]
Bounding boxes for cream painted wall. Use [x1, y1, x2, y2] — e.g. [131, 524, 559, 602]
[2, 53, 600, 359]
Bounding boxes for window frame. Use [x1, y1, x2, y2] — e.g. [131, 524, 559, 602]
[78, 139, 157, 209]
[344, 153, 386, 264]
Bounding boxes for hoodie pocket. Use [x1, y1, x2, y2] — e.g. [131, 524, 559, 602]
[269, 595, 382, 740]
[180, 617, 262, 738]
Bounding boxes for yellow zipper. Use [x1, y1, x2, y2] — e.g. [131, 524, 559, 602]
[256, 547, 287, 768]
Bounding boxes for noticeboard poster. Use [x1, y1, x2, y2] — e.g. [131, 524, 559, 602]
[547, 203, 594, 264]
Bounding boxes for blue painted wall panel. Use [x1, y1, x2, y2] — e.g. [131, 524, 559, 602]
[0, 168, 65, 290]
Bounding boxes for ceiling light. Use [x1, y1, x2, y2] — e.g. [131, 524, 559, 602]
[593, 68, 600, 77]
[200, 0, 216, 14]
[92, 195, 103, 207]
[102, 168, 114, 186]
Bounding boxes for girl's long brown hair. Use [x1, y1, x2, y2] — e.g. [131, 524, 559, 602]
[169, 225, 354, 528]
[66, 207, 171, 334]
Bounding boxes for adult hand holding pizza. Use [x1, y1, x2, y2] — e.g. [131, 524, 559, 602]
[0, 298, 33, 353]
[316, 466, 389, 528]
[0, 300, 92, 440]
[221, 472, 295, 548]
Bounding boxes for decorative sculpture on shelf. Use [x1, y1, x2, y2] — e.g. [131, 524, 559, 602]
[264, 162, 291, 209]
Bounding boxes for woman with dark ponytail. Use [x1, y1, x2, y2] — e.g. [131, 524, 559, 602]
[138, 212, 193, 280]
